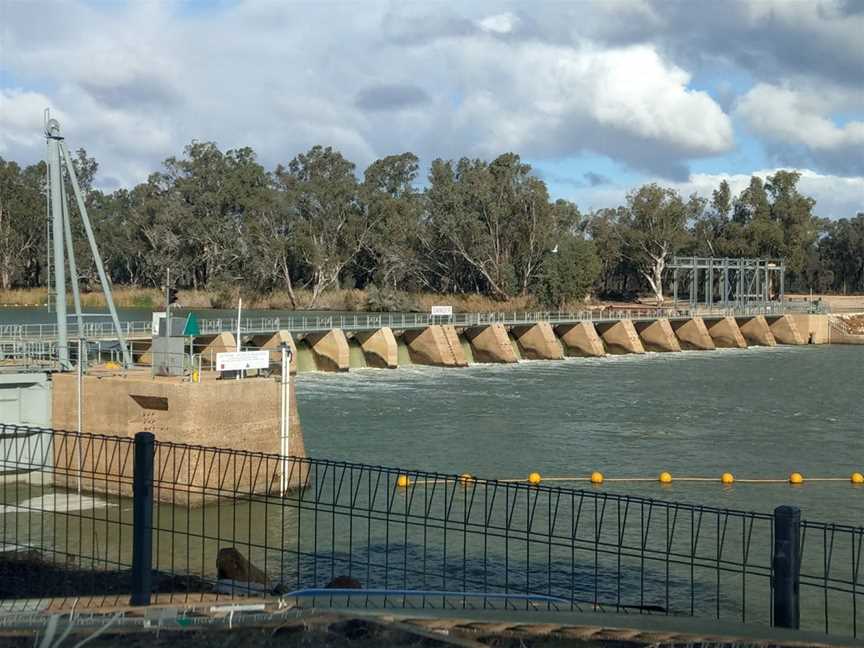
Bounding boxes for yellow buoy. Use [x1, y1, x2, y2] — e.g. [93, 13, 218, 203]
[721, 472, 735, 485]
[659, 471, 672, 484]
[590, 471, 604, 485]
[396, 474, 411, 488]
[528, 472, 542, 485]
[851, 472, 864, 484]
[789, 472, 804, 485]
[459, 473, 475, 486]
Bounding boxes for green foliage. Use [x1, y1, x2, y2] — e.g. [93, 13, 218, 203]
[534, 237, 601, 308]
[3, 140, 858, 305]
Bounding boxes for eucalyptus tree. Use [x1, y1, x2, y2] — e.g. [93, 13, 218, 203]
[0, 158, 46, 289]
[276, 146, 371, 307]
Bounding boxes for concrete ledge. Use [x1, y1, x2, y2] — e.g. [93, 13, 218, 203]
[704, 317, 747, 349]
[634, 319, 681, 352]
[464, 324, 518, 363]
[595, 320, 645, 354]
[252, 330, 298, 374]
[305, 329, 350, 371]
[441, 325, 468, 366]
[510, 323, 564, 360]
[555, 322, 606, 357]
[403, 325, 466, 367]
[767, 315, 806, 345]
[196, 332, 237, 367]
[736, 316, 776, 346]
[671, 318, 715, 351]
[354, 327, 398, 368]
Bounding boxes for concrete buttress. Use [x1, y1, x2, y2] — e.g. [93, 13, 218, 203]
[767, 315, 806, 345]
[354, 327, 398, 368]
[252, 330, 298, 374]
[511, 323, 564, 360]
[403, 325, 467, 367]
[305, 329, 350, 371]
[736, 316, 776, 346]
[635, 319, 681, 352]
[704, 317, 748, 348]
[554, 322, 606, 357]
[196, 332, 237, 367]
[595, 320, 645, 354]
[464, 324, 519, 363]
[672, 318, 716, 350]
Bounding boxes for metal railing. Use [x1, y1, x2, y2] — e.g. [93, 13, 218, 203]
[0, 426, 860, 637]
[0, 301, 825, 343]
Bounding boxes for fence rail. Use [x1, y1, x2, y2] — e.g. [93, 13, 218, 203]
[0, 425, 860, 637]
[0, 301, 825, 343]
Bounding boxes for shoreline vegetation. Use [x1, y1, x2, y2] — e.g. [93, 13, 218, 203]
[2, 286, 863, 314]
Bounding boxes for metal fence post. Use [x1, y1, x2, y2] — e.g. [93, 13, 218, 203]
[773, 505, 801, 629]
[130, 431, 155, 606]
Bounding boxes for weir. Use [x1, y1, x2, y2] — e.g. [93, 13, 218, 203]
[595, 320, 645, 354]
[554, 322, 605, 357]
[510, 323, 564, 360]
[736, 315, 777, 346]
[463, 324, 518, 363]
[671, 318, 715, 351]
[704, 317, 748, 348]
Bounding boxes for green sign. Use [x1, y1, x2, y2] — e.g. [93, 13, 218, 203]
[182, 313, 200, 337]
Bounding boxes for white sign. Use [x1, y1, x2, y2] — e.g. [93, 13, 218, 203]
[152, 312, 166, 335]
[430, 305, 453, 317]
[216, 350, 269, 372]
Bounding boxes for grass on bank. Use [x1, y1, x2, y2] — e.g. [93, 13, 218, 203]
[0, 286, 562, 312]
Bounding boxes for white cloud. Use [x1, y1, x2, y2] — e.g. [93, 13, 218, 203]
[0, 89, 66, 155]
[737, 83, 864, 151]
[477, 12, 519, 34]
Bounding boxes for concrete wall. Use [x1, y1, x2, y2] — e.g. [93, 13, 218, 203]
[595, 320, 645, 354]
[736, 316, 776, 346]
[510, 323, 564, 360]
[51, 373, 306, 503]
[464, 324, 518, 363]
[787, 314, 829, 344]
[766, 315, 806, 345]
[353, 327, 398, 368]
[704, 317, 747, 349]
[304, 329, 350, 371]
[555, 322, 605, 357]
[671, 318, 715, 351]
[634, 319, 681, 352]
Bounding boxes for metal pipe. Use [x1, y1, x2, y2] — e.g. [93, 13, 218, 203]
[61, 169, 84, 333]
[59, 140, 132, 367]
[47, 128, 69, 369]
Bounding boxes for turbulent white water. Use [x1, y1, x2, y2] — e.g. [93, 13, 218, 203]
[297, 345, 864, 525]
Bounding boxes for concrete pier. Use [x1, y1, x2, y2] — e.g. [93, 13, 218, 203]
[595, 320, 645, 354]
[403, 325, 467, 367]
[736, 316, 777, 346]
[672, 318, 716, 351]
[788, 314, 829, 344]
[555, 322, 606, 357]
[252, 330, 298, 374]
[704, 317, 747, 349]
[767, 315, 806, 345]
[305, 329, 350, 371]
[51, 371, 306, 503]
[353, 327, 398, 368]
[511, 323, 564, 360]
[197, 332, 238, 367]
[635, 319, 681, 352]
[464, 324, 519, 363]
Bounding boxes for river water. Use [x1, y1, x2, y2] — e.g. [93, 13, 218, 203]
[298, 345, 864, 526]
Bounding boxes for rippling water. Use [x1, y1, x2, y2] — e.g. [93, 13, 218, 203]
[298, 345, 864, 525]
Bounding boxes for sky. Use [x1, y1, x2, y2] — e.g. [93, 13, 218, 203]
[1, 0, 862, 218]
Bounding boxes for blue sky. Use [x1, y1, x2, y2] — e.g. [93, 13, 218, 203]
[1, 0, 862, 217]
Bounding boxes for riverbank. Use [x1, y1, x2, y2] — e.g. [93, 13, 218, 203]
[0, 287, 575, 312]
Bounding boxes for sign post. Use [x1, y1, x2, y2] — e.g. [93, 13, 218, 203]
[215, 350, 269, 373]
[431, 305, 453, 323]
[279, 344, 292, 496]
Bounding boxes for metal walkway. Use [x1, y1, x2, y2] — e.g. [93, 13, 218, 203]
[0, 302, 819, 344]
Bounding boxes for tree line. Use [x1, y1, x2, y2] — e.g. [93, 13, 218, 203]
[1, 142, 862, 308]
